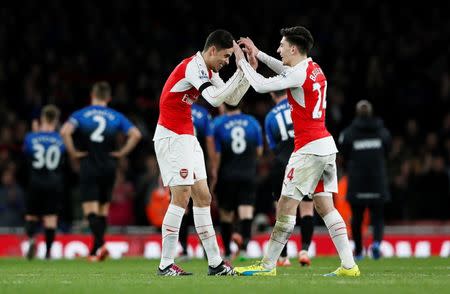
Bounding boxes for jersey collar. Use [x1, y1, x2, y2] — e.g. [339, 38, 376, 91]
[293, 57, 312, 68]
[195, 51, 212, 78]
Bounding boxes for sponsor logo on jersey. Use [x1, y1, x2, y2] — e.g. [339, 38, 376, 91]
[180, 168, 189, 179]
[182, 94, 197, 105]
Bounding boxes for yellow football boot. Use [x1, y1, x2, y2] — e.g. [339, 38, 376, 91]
[234, 261, 276, 276]
[323, 265, 360, 277]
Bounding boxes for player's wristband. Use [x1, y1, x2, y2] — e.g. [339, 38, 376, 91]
[199, 82, 212, 93]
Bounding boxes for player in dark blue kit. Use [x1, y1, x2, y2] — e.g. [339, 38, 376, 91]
[60, 82, 142, 261]
[192, 103, 217, 181]
[265, 90, 314, 267]
[178, 103, 216, 260]
[23, 105, 65, 260]
[213, 103, 263, 260]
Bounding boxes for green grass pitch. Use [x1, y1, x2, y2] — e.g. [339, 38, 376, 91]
[0, 257, 448, 294]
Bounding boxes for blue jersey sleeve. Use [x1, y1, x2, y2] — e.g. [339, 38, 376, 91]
[212, 118, 222, 153]
[68, 109, 84, 129]
[264, 113, 276, 150]
[57, 134, 66, 153]
[23, 133, 33, 155]
[117, 112, 134, 133]
[252, 117, 264, 148]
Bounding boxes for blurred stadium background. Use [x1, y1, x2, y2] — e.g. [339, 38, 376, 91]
[0, 1, 449, 260]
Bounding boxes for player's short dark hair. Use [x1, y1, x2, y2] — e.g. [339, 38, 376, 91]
[203, 29, 234, 51]
[91, 81, 111, 100]
[41, 104, 60, 123]
[271, 89, 287, 97]
[280, 26, 314, 55]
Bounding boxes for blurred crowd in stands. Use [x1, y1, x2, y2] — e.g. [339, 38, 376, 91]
[0, 0, 448, 229]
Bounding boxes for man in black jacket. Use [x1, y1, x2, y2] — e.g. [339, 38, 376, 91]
[338, 100, 391, 260]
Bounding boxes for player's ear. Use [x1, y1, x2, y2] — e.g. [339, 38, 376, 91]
[209, 45, 217, 56]
[290, 45, 296, 55]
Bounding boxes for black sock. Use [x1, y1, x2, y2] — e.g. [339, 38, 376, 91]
[25, 220, 39, 239]
[300, 215, 314, 251]
[220, 221, 233, 256]
[98, 216, 107, 247]
[87, 213, 102, 255]
[280, 244, 288, 258]
[44, 228, 55, 257]
[179, 216, 189, 255]
[239, 219, 252, 250]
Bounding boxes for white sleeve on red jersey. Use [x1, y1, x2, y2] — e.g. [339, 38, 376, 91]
[224, 76, 250, 106]
[256, 51, 289, 74]
[185, 60, 244, 107]
[210, 71, 250, 106]
[238, 59, 306, 93]
[210, 71, 225, 87]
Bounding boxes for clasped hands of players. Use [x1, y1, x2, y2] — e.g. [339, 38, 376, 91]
[233, 37, 258, 69]
[233, 37, 259, 68]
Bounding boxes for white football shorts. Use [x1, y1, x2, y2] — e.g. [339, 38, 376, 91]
[281, 152, 338, 201]
[154, 134, 207, 187]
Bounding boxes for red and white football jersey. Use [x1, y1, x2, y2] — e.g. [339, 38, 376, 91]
[286, 58, 333, 152]
[239, 53, 338, 155]
[154, 52, 249, 140]
[157, 52, 212, 136]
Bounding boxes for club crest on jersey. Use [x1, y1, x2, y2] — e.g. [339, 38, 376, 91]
[180, 168, 189, 179]
[182, 94, 197, 105]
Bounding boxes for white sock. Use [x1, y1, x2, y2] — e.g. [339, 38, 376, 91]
[262, 215, 296, 270]
[159, 204, 185, 269]
[323, 209, 356, 269]
[193, 206, 222, 268]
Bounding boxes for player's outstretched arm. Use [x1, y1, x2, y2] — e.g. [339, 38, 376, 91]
[233, 43, 300, 93]
[221, 43, 258, 106]
[207, 41, 256, 107]
[222, 78, 250, 106]
[110, 127, 142, 158]
[211, 46, 253, 106]
[238, 37, 287, 74]
[247, 48, 258, 70]
[60, 122, 88, 159]
[238, 37, 259, 57]
[197, 71, 244, 107]
[188, 41, 255, 108]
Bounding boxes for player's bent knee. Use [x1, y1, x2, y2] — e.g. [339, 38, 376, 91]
[170, 188, 191, 208]
[192, 193, 212, 207]
[171, 196, 190, 209]
[277, 195, 300, 216]
[313, 194, 335, 217]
